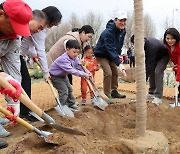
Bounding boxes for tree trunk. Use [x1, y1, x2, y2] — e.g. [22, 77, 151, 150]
[134, 0, 147, 136]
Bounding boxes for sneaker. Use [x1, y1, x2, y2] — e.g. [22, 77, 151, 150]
[108, 96, 115, 104]
[20, 113, 39, 122]
[0, 117, 10, 125]
[0, 141, 8, 149]
[0, 125, 11, 138]
[146, 93, 155, 99]
[91, 97, 96, 105]
[111, 90, 126, 98]
[152, 97, 162, 105]
[69, 104, 80, 112]
[81, 99, 86, 106]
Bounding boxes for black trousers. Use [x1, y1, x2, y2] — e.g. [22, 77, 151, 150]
[68, 74, 73, 85]
[20, 55, 31, 115]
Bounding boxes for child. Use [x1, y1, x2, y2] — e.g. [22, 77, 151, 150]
[49, 40, 90, 111]
[81, 45, 99, 105]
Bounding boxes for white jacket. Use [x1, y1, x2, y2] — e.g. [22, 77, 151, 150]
[20, 29, 49, 73]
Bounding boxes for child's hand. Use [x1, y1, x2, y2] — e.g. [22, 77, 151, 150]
[85, 72, 92, 79]
[80, 60, 86, 66]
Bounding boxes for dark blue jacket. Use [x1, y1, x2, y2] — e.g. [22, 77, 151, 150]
[94, 19, 126, 66]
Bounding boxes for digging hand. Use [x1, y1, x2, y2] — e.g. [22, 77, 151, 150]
[0, 73, 22, 102]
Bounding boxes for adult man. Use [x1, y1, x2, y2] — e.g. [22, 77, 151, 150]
[94, 10, 127, 101]
[1, 7, 46, 123]
[20, 6, 62, 121]
[131, 35, 170, 105]
[0, 0, 32, 149]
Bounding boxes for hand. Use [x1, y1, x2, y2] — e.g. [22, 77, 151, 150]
[85, 72, 92, 79]
[173, 65, 177, 72]
[6, 103, 20, 124]
[33, 56, 40, 65]
[43, 72, 51, 82]
[7, 103, 20, 117]
[0, 73, 22, 102]
[119, 64, 127, 76]
[174, 81, 180, 87]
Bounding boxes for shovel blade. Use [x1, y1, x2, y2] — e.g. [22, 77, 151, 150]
[169, 102, 180, 108]
[54, 105, 74, 118]
[93, 96, 108, 111]
[48, 123, 85, 136]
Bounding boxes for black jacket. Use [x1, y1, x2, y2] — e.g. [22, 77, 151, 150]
[144, 37, 169, 79]
[94, 20, 126, 66]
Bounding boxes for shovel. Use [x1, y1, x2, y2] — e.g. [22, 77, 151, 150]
[169, 83, 180, 108]
[89, 77, 109, 102]
[47, 79, 74, 118]
[0, 106, 60, 144]
[0, 77, 85, 136]
[80, 64, 108, 110]
[34, 61, 74, 118]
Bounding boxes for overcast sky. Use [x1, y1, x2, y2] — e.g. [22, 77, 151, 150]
[23, 0, 180, 38]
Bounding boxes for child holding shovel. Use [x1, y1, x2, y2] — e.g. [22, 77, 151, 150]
[49, 40, 91, 112]
[81, 45, 99, 105]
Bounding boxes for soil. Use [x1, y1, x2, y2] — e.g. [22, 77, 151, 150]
[0, 69, 180, 154]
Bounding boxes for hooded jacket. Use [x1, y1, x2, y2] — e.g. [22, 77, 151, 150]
[94, 19, 126, 66]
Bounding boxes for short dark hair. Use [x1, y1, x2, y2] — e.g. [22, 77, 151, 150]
[42, 6, 62, 26]
[66, 39, 80, 49]
[83, 45, 94, 52]
[163, 28, 180, 45]
[72, 25, 94, 34]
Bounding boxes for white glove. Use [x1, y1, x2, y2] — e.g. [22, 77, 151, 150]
[174, 81, 180, 87]
[7, 101, 20, 117]
[119, 64, 127, 76]
[43, 72, 50, 82]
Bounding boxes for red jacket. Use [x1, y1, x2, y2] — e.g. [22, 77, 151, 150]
[166, 42, 180, 81]
[83, 57, 99, 75]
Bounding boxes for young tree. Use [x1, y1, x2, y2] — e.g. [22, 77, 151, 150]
[134, 0, 147, 136]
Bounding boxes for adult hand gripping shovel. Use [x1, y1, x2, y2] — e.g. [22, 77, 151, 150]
[34, 61, 74, 118]
[0, 77, 85, 136]
[47, 79, 74, 118]
[0, 106, 56, 144]
[80, 64, 108, 110]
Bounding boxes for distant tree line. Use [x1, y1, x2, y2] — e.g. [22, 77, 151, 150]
[45, 11, 156, 52]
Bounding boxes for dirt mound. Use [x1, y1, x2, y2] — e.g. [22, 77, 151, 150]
[1, 101, 180, 154]
[0, 69, 179, 153]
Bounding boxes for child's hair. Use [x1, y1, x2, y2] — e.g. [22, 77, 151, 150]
[72, 25, 94, 34]
[66, 39, 81, 49]
[84, 45, 94, 52]
[163, 28, 180, 45]
[81, 45, 94, 58]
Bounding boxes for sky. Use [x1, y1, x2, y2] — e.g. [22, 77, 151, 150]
[23, 0, 180, 38]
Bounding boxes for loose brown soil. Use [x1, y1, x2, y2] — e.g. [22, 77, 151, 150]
[0, 69, 180, 154]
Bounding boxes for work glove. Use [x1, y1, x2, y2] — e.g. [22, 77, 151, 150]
[0, 73, 22, 102]
[119, 64, 127, 76]
[43, 72, 51, 82]
[6, 101, 20, 124]
[7, 101, 20, 117]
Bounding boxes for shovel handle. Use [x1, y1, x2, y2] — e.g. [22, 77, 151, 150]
[0, 106, 34, 131]
[0, 77, 43, 117]
[47, 79, 58, 98]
